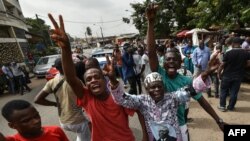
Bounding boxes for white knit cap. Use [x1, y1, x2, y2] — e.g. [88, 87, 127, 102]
[144, 72, 163, 87]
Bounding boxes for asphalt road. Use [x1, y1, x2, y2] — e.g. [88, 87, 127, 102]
[0, 74, 143, 141]
[1, 48, 249, 141]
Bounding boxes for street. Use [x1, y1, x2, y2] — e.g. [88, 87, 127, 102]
[0, 77, 143, 140]
[0, 48, 250, 140]
[1, 75, 250, 141]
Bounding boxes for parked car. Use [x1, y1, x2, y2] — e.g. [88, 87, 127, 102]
[91, 49, 113, 69]
[104, 44, 114, 49]
[91, 48, 104, 54]
[33, 54, 61, 78]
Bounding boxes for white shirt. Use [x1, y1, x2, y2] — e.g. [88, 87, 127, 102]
[242, 41, 250, 49]
[141, 54, 152, 77]
[11, 64, 24, 77]
[132, 53, 142, 75]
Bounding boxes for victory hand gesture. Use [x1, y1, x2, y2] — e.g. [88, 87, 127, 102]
[103, 55, 116, 79]
[48, 14, 70, 48]
[145, 3, 159, 21]
[207, 51, 221, 73]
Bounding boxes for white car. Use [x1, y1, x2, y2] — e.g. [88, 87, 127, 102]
[91, 48, 104, 54]
[33, 54, 61, 78]
[91, 50, 113, 69]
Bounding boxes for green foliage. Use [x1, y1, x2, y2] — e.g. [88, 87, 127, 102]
[25, 17, 52, 46]
[130, 0, 250, 37]
[187, 0, 250, 29]
[130, 0, 195, 38]
[86, 27, 92, 36]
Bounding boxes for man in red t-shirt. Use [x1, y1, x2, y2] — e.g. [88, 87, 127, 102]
[1, 100, 69, 141]
[48, 14, 136, 141]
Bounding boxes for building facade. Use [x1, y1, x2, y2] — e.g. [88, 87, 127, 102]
[0, 0, 28, 64]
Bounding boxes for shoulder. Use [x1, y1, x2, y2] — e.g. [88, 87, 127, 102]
[43, 126, 63, 133]
[5, 134, 20, 141]
[205, 47, 211, 51]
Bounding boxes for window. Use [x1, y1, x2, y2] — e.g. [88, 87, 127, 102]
[0, 26, 11, 38]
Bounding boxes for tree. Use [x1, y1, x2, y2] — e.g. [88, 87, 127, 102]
[25, 18, 52, 46]
[187, 0, 250, 29]
[129, 0, 196, 38]
[129, 0, 250, 37]
[86, 27, 92, 36]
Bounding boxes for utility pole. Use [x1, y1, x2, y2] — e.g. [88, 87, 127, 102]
[85, 32, 89, 47]
[100, 26, 104, 45]
[35, 14, 54, 46]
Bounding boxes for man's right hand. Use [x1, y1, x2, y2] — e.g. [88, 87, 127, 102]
[48, 14, 70, 49]
[145, 3, 159, 22]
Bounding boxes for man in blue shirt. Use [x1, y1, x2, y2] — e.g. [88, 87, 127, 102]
[192, 40, 212, 97]
[192, 40, 211, 78]
[122, 43, 137, 94]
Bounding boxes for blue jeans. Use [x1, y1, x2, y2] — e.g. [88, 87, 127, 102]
[7, 78, 15, 94]
[220, 76, 242, 110]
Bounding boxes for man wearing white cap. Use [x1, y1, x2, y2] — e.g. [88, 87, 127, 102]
[109, 72, 201, 141]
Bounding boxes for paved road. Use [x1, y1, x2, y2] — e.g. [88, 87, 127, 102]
[1, 49, 250, 141]
[0, 78, 143, 140]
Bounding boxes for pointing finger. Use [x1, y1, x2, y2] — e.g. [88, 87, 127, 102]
[48, 13, 59, 29]
[59, 15, 65, 32]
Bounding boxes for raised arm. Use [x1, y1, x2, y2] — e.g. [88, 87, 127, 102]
[104, 56, 142, 109]
[197, 97, 226, 132]
[172, 84, 197, 105]
[192, 49, 198, 67]
[201, 51, 220, 81]
[146, 4, 159, 72]
[48, 14, 83, 98]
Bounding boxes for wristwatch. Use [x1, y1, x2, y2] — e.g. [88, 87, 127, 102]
[217, 118, 224, 124]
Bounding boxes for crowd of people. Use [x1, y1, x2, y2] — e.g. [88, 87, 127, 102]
[1, 4, 250, 141]
[0, 62, 31, 95]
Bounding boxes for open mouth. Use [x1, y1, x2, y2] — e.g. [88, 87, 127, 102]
[153, 92, 162, 98]
[91, 84, 101, 91]
[168, 66, 176, 73]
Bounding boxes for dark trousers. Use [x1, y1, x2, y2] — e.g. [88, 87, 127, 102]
[220, 76, 242, 110]
[15, 75, 30, 94]
[127, 76, 137, 95]
[211, 73, 220, 96]
[135, 74, 142, 94]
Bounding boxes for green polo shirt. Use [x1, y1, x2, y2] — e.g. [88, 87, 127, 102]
[158, 66, 202, 126]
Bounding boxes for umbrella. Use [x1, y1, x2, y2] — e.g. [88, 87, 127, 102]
[176, 30, 189, 37]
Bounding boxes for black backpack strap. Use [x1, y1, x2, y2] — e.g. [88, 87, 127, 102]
[53, 79, 65, 94]
[53, 78, 65, 116]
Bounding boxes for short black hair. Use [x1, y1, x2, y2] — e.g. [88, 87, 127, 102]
[2, 100, 32, 122]
[54, 58, 63, 74]
[85, 57, 100, 70]
[165, 49, 182, 62]
[232, 37, 242, 44]
[75, 61, 86, 83]
[157, 45, 165, 53]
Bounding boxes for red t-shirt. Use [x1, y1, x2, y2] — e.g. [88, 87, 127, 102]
[5, 126, 69, 141]
[77, 88, 135, 141]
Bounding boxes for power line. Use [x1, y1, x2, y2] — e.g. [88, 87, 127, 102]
[37, 14, 122, 24]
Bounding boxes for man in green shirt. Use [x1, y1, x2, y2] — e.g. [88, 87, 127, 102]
[146, 4, 225, 141]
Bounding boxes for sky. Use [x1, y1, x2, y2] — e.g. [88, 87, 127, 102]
[19, 0, 145, 38]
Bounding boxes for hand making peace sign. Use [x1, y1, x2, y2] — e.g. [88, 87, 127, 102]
[48, 14, 70, 49]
